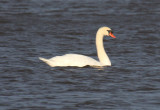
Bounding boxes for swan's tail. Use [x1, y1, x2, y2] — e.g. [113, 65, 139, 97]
[39, 57, 55, 67]
[39, 57, 49, 63]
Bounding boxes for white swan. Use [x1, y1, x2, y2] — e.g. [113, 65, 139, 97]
[39, 26, 116, 67]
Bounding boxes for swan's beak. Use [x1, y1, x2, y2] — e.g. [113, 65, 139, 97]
[109, 32, 116, 38]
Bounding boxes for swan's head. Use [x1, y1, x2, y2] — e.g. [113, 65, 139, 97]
[98, 26, 116, 38]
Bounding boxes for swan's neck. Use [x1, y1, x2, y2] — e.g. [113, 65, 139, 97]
[96, 30, 111, 66]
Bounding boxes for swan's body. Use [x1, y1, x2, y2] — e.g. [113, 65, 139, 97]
[39, 54, 103, 67]
[39, 26, 116, 67]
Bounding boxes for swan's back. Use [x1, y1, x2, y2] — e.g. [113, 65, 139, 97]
[39, 54, 103, 67]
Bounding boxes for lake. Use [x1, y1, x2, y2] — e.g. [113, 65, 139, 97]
[0, 0, 160, 109]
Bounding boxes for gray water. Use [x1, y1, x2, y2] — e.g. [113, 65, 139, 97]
[0, 0, 160, 110]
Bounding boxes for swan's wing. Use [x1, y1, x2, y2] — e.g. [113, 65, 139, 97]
[47, 54, 102, 67]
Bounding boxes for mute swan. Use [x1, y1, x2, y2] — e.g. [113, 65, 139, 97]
[39, 26, 116, 67]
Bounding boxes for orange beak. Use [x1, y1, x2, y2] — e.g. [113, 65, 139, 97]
[109, 32, 116, 38]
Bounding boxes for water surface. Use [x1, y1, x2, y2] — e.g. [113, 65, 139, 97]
[0, 0, 160, 109]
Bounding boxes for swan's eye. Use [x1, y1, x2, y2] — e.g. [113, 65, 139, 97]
[107, 30, 113, 33]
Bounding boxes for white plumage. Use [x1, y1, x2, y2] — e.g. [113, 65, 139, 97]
[39, 54, 102, 67]
[39, 26, 116, 67]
